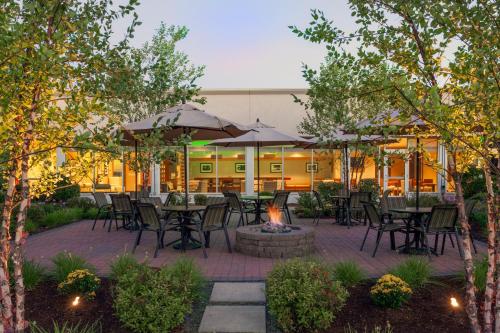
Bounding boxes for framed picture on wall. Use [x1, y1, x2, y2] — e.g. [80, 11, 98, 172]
[200, 163, 213, 173]
[235, 163, 245, 173]
[306, 162, 318, 173]
[270, 163, 282, 173]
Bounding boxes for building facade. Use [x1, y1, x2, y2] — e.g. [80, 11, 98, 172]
[58, 89, 453, 199]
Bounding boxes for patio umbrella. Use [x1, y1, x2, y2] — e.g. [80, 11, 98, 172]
[121, 103, 248, 207]
[303, 131, 392, 192]
[355, 110, 430, 208]
[210, 119, 309, 198]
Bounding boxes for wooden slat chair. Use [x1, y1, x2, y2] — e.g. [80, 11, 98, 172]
[223, 191, 253, 227]
[446, 200, 477, 254]
[271, 191, 292, 224]
[187, 203, 231, 258]
[133, 203, 180, 258]
[350, 191, 371, 225]
[109, 194, 135, 232]
[91, 192, 111, 230]
[360, 202, 405, 257]
[413, 204, 462, 258]
[380, 195, 408, 224]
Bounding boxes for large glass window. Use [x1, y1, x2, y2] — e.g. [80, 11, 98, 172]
[313, 149, 342, 189]
[160, 149, 184, 192]
[409, 139, 439, 192]
[255, 147, 282, 192]
[282, 148, 312, 192]
[217, 147, 245, 192]
[189, 147, 217, 193]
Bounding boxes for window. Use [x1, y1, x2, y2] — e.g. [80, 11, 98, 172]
[409, 139, 438, 192]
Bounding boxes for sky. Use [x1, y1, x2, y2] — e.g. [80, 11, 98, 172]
[113, 0, 355, 89]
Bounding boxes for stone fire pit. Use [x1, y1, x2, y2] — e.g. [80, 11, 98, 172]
[235, 224, 315, 259]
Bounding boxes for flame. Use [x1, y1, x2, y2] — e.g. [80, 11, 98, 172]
[267, 205, 283, 226]
[72, 296, 80, 306]
[450, 297, 459, 308]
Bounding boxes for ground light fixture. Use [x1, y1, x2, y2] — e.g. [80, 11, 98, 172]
[72, 296, 80, 307]
[450, 297, 459, 308]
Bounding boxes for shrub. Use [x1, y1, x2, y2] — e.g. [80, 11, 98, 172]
[109, 253, 141, 281]
[332, 261, 366, 288]
[114, 259, 205, 333]
[58, 269, 100, 299]
[194, 194, 208, 205]
[66, 197, 96, 211]
[318, 181, 344, 202]
[358, 179, 380, 202]
[51, 176, 80, 202]
[295, 192, 316, 218]
[30, 321, 102, 333]
[259, 191, 273, 197]
[389, 257, 431, 290]
[344, 323, 393, 333]
[27, 204, 47, 223]
[461, 255, 488, 292]
[462, 167, 486, 199]
[23, 260, 46, 291]
[51, 252, 95, 284]
[406, 194, 441, 207]
[370, 274, 412, 308]
[42, 208, 84, 228]
[267, 259, 348, 332]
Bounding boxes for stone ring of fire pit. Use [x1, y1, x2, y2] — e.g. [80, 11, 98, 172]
[235, 224, 315, 259]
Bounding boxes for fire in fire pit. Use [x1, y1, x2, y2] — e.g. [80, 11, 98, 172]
[261, 205, 292, 233]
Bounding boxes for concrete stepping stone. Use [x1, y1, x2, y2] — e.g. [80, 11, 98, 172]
[198, 305, 266, 333]
[210, 282, 266, 303]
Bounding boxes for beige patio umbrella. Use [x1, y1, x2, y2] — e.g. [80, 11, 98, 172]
[121, 104, 248, 207]
[303, 130, 393, 192]
[210, 119, 310, 197]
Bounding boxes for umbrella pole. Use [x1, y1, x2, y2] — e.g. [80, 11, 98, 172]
[344, 144, 349, 193]
[134, 140, 138, 200]
[184, 128, 189, 209]
[257, 142, 260, 199]
[416, 137, 420, 209]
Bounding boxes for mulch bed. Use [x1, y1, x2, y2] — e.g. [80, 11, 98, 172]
[25, 278, 212, 333]
[325, 276, 469, 333]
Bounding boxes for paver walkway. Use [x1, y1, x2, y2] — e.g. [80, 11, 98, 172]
[198, 282, 266, 333]
[24, 215, 486, 280]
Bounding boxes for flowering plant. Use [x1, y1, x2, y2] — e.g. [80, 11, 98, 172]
[58, 269, 100, 300]
[370, 274, 412, 308]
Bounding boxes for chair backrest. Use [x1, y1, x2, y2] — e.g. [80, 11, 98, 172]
[263, 181, 277, 193]
[201, 203, 229, 229]
[136, 203, 161, 230]
[110, 194, 133, 213]
[350, 192, 371, 209]
[227, 190, 241, 199]
[140, 197, 162, 209]
[387, 196, 406, 210]
[93, 192, 109, 208]
[427, 205, 458, 231]
[272, 191, 289, 209]
[363, 202, 383, 227]
[312, 191, 324, 210]
[163, 192, 176, 207]
[206, 196, 227, 205]
[464, 200, 477, 221]
[223, 191, 242, 211]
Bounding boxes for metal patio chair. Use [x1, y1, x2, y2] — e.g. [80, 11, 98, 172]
[223, 191, 253, 227]
[109, 194, 135, 232]
[446, 200, 477, 254]
[350, 191, 371, 225]
[270, 191, 292, 224]
[186, 203, 232, 258]
[360, 202, 406, 257]
[91, 192, 111, 230]
[412, 204, 462, 258]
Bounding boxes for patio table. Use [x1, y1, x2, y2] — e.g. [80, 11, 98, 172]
[240, 195, 274, 224]
[389, 207, 432, 254]
[163, 205, 206, 251]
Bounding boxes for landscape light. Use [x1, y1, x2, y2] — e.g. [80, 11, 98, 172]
[72, 296, 80, 307]
[450, 297, 459, 308]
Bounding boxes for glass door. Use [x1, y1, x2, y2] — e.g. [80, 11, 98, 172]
[383, 150, 408, 196]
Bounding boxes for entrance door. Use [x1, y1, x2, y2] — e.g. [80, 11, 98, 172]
[383, 150, 408, 196]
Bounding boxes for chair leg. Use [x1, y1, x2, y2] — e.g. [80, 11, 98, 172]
[92, 207, 102, 230]
[237, 212, 244, 227]
[470, 234, 477, 254]
[422, 233, 432, 259]
[434, 234, 439, 252]
[389, 231, 396, 250]
[286, 206, 292, 224]
[360, 226, 370, 251]
[108, 213, 115, 232]
[227, 210, 233, 226]
[449, 233, 455, 248]
[223, 226, 232, 253]
[197, 229, 207, 258]
[372, 230, 383, 257]
[455, 229, 464, 258]
[441, 233, 447, 255]
[153, 232, 160, 258]
[132, 230, 142, 254]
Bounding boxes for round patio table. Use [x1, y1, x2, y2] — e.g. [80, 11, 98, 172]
[389, 207, 432, 254]
[163, 205, 206, 251]
[240, 195, 274, 224]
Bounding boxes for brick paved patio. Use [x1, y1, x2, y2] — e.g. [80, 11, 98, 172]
[25, 215, 485, 280]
